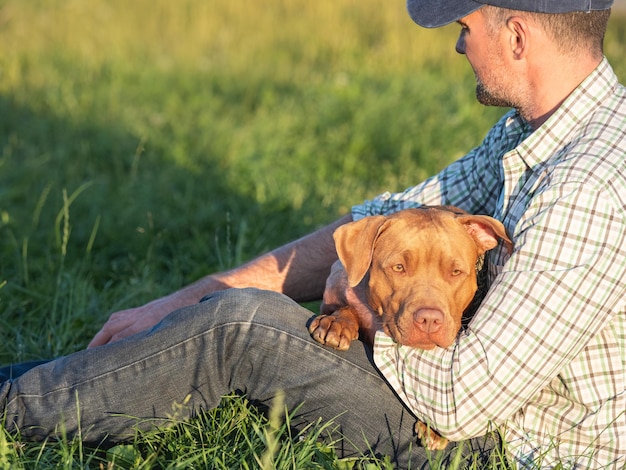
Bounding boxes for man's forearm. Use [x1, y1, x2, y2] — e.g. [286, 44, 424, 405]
[174, 214, 353, 304]
[88, 214, 354, 348]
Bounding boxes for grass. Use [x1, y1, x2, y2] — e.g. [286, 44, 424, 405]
[0, 393, 348, 469]
[0, 0, 625, 467]
[0, 392, 509, 469]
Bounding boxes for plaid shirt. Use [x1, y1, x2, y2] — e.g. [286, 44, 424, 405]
[352, 58, 625, 469]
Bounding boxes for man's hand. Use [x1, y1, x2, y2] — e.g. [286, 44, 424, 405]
[320, 260, 381, 346]
[87, 296, 185, 348]
[88, 276, 231, 348]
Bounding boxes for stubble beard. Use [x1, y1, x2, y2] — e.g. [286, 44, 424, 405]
[475, 79, 515, 108]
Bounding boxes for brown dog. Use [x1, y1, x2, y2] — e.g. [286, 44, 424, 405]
[308, 206, 512, 449]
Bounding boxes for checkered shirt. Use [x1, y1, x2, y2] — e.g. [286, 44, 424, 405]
[352, 57, 626, 469]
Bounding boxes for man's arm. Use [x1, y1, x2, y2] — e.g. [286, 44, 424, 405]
[375, 186, 626, 441]
[88, 214, 352, 347]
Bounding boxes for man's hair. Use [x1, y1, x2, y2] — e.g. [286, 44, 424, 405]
[483, 6, 610, 59]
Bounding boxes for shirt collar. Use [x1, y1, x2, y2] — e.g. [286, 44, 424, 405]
[509, 57, 619, 169]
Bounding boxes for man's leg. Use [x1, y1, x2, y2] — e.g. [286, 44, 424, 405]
[0, 360, 51, 381]
[0, 288, 496, 468]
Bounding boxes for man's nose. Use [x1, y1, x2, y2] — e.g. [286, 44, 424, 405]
[456, 34, 466, 54]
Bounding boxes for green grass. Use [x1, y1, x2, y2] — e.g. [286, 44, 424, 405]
[1, 0, 625, 467]
[0, 392, 509, 469]
[0, 393, 349, 469]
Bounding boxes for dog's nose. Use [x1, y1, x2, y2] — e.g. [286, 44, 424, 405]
[413, 309, 444, 334]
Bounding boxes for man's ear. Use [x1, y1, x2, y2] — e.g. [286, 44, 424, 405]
[506, 16, 529, 60]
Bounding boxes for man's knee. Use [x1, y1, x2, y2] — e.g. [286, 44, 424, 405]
[199, 287, 284, 305]
[197, 287, 312, 330]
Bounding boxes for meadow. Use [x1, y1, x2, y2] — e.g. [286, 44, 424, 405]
[1, 0, 625, 467]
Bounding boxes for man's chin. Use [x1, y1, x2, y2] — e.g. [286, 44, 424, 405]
[476, 84, 512, 108]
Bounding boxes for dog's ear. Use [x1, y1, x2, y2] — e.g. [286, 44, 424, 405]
[456, 215, 514, 255]
[333, 215, 388, 287]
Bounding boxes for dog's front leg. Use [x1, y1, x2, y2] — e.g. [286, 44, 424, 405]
[308, 307, 360, 350]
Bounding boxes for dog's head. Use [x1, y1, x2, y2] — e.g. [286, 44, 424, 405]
[333, 207, 512, 349]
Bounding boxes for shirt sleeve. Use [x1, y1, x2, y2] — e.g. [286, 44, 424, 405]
[351, 111, 519, 220]
[373, 183, 626, 441]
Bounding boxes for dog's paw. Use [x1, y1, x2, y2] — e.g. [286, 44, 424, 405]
[415, 421, 449, 451]
[308, 311, 359, 351]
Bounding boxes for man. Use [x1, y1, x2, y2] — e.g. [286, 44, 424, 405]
[1, 0, 624, 468]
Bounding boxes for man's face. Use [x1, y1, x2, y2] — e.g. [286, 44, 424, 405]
[455, 9, 519, 108]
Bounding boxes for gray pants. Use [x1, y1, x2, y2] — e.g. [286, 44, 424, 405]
[0, 288, 496, 468]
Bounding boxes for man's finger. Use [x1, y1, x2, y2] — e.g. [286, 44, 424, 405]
[87, 329, 111, 348]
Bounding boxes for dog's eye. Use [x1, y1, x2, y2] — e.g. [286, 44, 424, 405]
[392, 264, 405, 273]
[451, 269, 463, 276]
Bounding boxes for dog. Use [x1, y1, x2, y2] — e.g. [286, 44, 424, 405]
[308, 206, 513, 450]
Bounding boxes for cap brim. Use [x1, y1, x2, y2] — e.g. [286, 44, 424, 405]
[407, 0, 483, 27]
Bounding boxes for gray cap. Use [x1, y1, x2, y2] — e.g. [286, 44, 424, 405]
[407, 0, 614, 27]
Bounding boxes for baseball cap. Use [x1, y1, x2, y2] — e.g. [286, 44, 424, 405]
[407, 0, 614, 27]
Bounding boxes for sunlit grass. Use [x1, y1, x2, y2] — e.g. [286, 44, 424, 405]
[0, 0, 624, 467]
